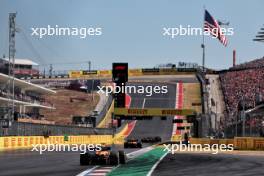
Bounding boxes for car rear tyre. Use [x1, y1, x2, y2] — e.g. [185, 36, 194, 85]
[109, 152, 119, 165]
[118, 150, 126, 164]
[138, 143, 142, 148]
[161, 116, 167, 120]
[80, 153, 90, 165]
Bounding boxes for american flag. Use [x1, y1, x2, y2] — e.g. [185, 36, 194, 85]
[204, 10, 228, 46]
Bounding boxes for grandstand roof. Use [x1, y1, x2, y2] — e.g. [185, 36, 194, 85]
[0, 73, 56, 94]
[2, 58, 38, 66]
[0, 97, 55, 109]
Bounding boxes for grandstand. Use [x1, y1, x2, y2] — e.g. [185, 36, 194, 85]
[230, 56, 264, 70]
[0, 72, 55, 122]
[219, 57, 264, 137]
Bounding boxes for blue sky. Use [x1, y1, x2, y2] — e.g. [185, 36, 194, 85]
[0, 0, 263, 71]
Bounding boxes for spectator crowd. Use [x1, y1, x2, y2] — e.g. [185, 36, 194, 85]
[230, 57, 264, 70]
[220, 57, 264, 115]
[0, 88, 53, 107]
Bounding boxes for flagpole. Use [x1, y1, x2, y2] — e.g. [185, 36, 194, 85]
[202, 6, 205, 72]
[202, 33, 205, 72]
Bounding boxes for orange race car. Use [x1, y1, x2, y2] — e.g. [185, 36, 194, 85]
[80, 145, 126, 165]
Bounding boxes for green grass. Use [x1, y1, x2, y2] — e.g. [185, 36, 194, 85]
[108, 147, 167, 176]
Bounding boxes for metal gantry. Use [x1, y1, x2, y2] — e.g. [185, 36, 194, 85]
[8, 13, 17, 125]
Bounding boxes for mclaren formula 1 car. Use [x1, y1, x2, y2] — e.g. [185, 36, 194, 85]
[80, 145, 126, 165]
[141, 136, 162, 143]
[124, 139, 142, 148]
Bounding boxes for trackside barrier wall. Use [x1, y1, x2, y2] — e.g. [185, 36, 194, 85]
[98, 70, 112, 77]
[128, 69, 142, 76]
[68, 68, 195, 79]
[28, 68, 196, 80]
[0, 135, 124, 151]
[113, 136, 125, 145]
[95, 95, 113, 126]
[190, 137, 264, 150]
[69, 71, 82, 78]
[189, 138, 210, 146]
[234, 137, 264, 150]
[190, 138, 234, 146]
[112, 123, 128, 144]
[171, 135, 182, 142]
[97, 101, 114, 128]
[159, 69, 179, 75]
[218, 139, 234, 145]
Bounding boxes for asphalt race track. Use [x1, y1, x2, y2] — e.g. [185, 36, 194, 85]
[127, 82, 176, 142]
[152, 152, 264, 176]
[0, 150, 91, 176]
[0, 81, 176, 176]
[0, 147, 141, 176]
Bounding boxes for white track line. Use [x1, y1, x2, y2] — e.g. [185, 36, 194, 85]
[126, 146, 154, 160]
[88, 173, 106, 176]
[172, 83, 179, 135]
[92, 169, 112, 172]
[146, 151, 168, 176]
[76, 166, 98, 176]
[107, 146, 155, 173]
[88, 166, 114, 175]
[142, 98, 146, 108]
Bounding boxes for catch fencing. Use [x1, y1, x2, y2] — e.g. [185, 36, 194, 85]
[0, 121, 112, 137]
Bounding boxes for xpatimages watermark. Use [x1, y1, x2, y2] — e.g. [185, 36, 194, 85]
[162, 25, 234, 39]
[163, 142, 234, 155]
[31, 142, 102, 154]
[97, 84, 168, 96]
[31, 25, 102, 39]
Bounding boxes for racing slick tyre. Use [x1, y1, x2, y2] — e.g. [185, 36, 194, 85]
[124, 143, 128, 148]
[137, 142, 142, 148]
[109, 151, 119, 165]
[155, 137, 162, 143]
[118, 150, 126, 164]
[161, 116, 167, 120]
[80, 153, 91, 165]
